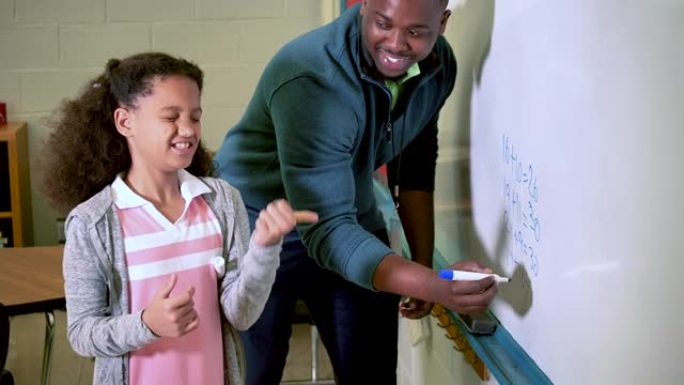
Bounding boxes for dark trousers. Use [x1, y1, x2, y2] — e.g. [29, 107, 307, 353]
[239, 234, 400, 385]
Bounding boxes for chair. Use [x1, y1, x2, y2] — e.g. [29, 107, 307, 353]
[282, 300, 334, 385]
[286, 300, 320, 384]
[0, 303, 15, 385]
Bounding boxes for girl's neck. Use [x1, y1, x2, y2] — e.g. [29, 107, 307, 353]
[124, 168, 186, 222]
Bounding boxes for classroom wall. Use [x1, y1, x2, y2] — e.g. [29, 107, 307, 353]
[0, 0, 331, 246]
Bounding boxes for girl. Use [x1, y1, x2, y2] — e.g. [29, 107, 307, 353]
[40, 52, 317, 385]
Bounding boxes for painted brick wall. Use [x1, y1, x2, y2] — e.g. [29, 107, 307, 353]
[0, 0, 330, 245]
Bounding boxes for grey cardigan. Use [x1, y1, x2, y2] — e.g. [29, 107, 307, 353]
[63, 177, 281, 385]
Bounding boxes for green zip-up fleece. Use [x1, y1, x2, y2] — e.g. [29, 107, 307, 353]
[215, 4, 456, 290]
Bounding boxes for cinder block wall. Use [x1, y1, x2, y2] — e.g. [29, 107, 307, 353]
[0, 0, 332, 245]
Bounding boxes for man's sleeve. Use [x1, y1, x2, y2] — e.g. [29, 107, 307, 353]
[269, 76, 393, 290]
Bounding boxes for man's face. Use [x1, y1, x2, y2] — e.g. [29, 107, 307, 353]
[360, 0, 450, 79]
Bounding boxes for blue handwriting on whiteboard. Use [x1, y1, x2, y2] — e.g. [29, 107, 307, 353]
[502, 134, 541, 277]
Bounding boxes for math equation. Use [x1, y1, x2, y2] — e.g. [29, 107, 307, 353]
[502, 134, 541, 277]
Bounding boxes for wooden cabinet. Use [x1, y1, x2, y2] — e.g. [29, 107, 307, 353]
[0, 121, 33, 247]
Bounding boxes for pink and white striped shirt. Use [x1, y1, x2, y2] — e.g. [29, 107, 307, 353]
[112, 170, 225, 385]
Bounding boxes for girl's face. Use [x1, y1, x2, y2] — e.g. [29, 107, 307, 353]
[116, 75, 202, 175]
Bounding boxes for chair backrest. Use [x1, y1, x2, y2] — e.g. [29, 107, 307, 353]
[291, 300, 313, 325]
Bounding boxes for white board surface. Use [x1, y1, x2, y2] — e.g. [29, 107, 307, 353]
[436, 1, 684, 384]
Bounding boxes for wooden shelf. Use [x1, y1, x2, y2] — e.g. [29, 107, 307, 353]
[0, 121, 33, 247]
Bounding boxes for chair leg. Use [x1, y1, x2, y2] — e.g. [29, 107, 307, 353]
[310, 325, 318, 382]
[1, 303, 13, 385]
[40, 311, 55, 385]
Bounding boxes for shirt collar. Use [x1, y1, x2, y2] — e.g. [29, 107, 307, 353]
[111, 169, 210, 209]
[386, 62, 421, 86]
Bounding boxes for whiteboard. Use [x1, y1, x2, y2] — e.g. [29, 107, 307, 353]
[435, 1, 684, 384]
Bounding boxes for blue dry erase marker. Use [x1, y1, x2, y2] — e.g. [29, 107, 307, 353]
[439, 269, 511, 283]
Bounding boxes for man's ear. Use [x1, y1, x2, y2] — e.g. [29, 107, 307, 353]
[439, 10, 451, 35]
[114, 107, 133, 137]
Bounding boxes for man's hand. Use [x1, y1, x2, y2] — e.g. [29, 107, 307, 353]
[253, 199, 318, 246]
[371, 254, 498, 316]
[142, 274, 199, 338]
[399, 297, 433, 319]
[440, 260, 498, 314]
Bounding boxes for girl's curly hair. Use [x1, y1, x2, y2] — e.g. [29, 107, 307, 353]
[40, 52, 215, 214]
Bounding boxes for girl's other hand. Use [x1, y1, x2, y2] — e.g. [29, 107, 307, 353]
[142, 274, 199, 338]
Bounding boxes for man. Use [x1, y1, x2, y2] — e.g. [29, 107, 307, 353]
[215, 1, 498, 384]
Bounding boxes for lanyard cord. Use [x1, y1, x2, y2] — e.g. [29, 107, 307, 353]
[391, 113, 407, 209]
